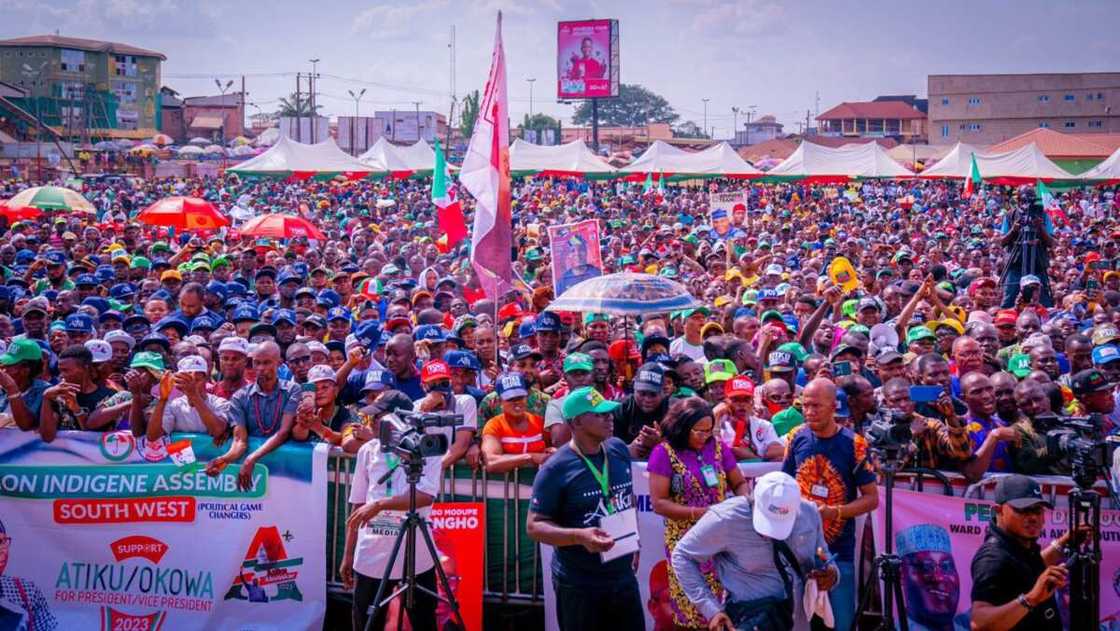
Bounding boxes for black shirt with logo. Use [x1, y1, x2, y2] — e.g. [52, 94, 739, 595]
[970, 524, 1062, 631]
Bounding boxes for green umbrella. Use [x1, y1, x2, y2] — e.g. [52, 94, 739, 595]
[5, 186, 95, 213]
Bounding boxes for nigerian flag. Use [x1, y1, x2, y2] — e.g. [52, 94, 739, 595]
[964, 153, 982, 198]
[643, 171, 653, 193]
[433, 139, 467, 247]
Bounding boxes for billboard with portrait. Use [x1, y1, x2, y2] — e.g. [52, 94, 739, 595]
[557, 19, 620, 100]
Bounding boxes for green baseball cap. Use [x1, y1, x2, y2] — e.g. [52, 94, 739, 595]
[760, 309, 784, 323]
[211, 255, 231, 269]
[130, 351, 165, 375]
[741, 290, 759, 306]
[771, 407, 804, 437]
[680, 306, 711, 319]
[562, 386, 620, 420]
[0, 339, 43, 365]
[1008, 353, 1032, 378]
[777, 342, 808, 363]
[150, 242, 171, 254]
[130, 256, 152, 270]
[563, 352, 593, 373]
[905, 326, 937, 345]
[705, 359, 736, 384]
[583, 312, 610, 325]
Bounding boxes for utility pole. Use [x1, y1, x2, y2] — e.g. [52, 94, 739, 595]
[294, 73, 302, 142]
[806, 109, 811, 137]
[527, 77, 536, 120]
[702, 98, 710, 139]
[448, 25, 457, 148]
[413, 101, 422, 142]
[347, 88, 366, 155]
[240, 75, 246, 141]
[731, 107, 739, 145]
[308, 58, 320, 142]
[214, 78, 233, 145]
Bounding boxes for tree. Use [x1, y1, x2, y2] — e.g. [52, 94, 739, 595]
[275, 93, 321, 117]
[672, 120, 709, 139]
[459, 90, 480, 139]
[522, 113, 560, 130]
[570, 84, 679, 127]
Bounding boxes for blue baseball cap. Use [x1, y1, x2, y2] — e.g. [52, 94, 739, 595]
[98, 310, 124, 323]
[517, 319, 537, 339]
[271, 309, 297, 326]
[354, 320, 381, 347]
[95, 266, 115, 283]
[361, 369, 397, 393]
[317, 289, 342, 309]
[64, 313, 94, 334]
[190, 313, 220, 333]
[1092, 344, 1120, 366]
[413, 324, 447, 342]
[44, 251, 66, 266]
[123, 314, 151, 331]
[109, 283, 136, 300]
[155, 316, 189, 336]
[534, 312, 562, 333]
[327, 307, 351, 323]
[277, 270, 301, 285]
[81, 296, 110, 314]
[445, 350, 481, 371]
[75, 273, 98, 287]
[205, 281, 227, 298]
[495, 372, 529, 400]
[225, 281, 248, 297]
[231, 305, 259, 323]
[139, 332, 171, 352]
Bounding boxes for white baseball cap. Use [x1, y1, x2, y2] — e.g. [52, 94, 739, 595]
[306, 341, 328, 356]
[218, 336, 250, 355]
[307, 364, 336, 384]
[104, 330, 135, 349]
[84, 339, 113, 364]
[177, 356, 208, 374]
[752, 471, 802, 541]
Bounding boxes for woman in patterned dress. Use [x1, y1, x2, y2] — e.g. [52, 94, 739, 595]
[648, 396, 750, 629]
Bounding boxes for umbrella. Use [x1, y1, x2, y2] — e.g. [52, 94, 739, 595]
[151, 133, 174, 146]
[188, 137, 210, 146]
[4, 186, 95, 213]
[230, 145, 256, 157]
[0, 200, 43, 221]
[178, 145, 204, 157]
[239, 213, 326, 240]
[137, 197, 230, 231]
[545, 272, 701, 316]
[129, 144, 158, 155]
[202, 144, 226, 155]
[229, 136, 251, 147]
[93, 140, 117, 151]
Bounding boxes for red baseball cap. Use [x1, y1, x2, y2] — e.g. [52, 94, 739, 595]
[498, 303, 524, 323]
[994, 309, 1019, 326]
[421, 360, 451, 384]
[725, 376, 755, 398]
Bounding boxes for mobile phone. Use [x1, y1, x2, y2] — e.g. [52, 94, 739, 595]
[1091, 260, 1108, 271]
[833, 361, 853, 377]
[1087, 279, 1101, 291]
[909, 385, 943, 403]
[301, 382, 316, 393]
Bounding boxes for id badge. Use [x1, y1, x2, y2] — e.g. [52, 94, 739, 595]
[700, 464, 719, 488]
[811, 484, 830, 499]
[367, 510, 406, 536]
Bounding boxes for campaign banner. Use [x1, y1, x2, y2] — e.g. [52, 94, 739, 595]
[548, 219, 603, 297]
[542, 460, 781, 631]
[872, 486, 1120, 631]
[556, 20, 618, 99]
[709, 192, 748, 239]
[430, 502, 485, 631]
[0, 431, 327, 631]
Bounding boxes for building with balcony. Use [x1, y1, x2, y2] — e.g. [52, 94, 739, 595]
[0, 34, 164, 139]
[816, 100, 926, 142]
[928, 72, 1120, 145]
[734, 114, 784, 146]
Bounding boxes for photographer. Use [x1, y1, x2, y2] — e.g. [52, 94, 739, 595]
[414, 360, 479, 469]
[879, 378, 973, 471]
[999, 198, 1054, 308]
[342, 396, 442, 631]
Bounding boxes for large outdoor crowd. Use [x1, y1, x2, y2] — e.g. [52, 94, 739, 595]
[0, 171, 1116, 631]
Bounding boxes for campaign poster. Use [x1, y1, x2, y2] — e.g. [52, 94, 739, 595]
[872, 486, 1120, 631]
[709, 191, 748, 236]
[0, 431, 327, 631]
[557, 20, 619, 100]
[430, 503, 485, 631]
[548, 219, 603, 297]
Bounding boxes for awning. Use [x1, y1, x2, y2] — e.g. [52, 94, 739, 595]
[79, 128, 159, 140]
[190, 115, 224, 130]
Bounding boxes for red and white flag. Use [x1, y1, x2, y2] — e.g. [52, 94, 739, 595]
[461, 12, 513, 301]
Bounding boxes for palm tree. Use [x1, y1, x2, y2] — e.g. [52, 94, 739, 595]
[275, 93, 322, 117]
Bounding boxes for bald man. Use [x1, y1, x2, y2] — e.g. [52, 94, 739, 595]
[206, 341, 303, 490]
[781, 378, 879, 631]
[384, 333, 424, 400]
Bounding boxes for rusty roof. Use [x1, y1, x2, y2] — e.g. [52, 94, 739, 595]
[988, 128, 1112, 158]
[0, 34, 165, 60]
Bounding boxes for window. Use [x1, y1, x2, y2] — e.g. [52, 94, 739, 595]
[941, 97, 949, 106]
[968, 97, 981, 106]
[941, 123, 949, 137]
[1098, 92, 1105, 100]
[1064, 94, 1075, 101]
[1089, 121, 1103, 128]
[1087, 94, 1095, 101]
[58, 81, 84, 101]
[1039, 121, 1051, 128]
[111, 80, 137, 104]
[60, 49, 85, 72]
[1039, 95, 1050, 102]
[965, 123, 982, 132]
[113, 54, 137, 77]
[1064, 121, 1076, 128]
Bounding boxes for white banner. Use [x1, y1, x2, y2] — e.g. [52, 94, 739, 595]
[0, 431, 327, 631]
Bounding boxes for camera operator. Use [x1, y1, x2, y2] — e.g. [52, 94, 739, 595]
[1070, 368, 1116, 418]
[1006, 379, 1065, 476]
[414, 360, 479, 469]
[999, 197, 1053, 308]
[879, 378, 973, 471]
[970, 475, 1078, 631]
[342, 394, 442, 631]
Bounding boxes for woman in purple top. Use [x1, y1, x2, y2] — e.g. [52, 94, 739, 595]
[648, 396, 750, 629]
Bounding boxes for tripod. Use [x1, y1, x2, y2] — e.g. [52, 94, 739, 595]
[364, 452, 465, 631]
[856, 452, 908, 631]
[1063, 486, 1101, 630]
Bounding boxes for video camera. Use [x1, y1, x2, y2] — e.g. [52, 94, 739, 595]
[866, 410, 914, 464]
[379, 409, 464, 460]
[1033, 413, 1120, 489]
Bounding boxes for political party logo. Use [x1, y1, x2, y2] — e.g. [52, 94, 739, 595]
[100, 431, 136, 462]
[140, 436, 169, 463]
[223, 526, 304, 604]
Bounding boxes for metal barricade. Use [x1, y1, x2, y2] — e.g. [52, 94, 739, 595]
[325, 449, 544, 604]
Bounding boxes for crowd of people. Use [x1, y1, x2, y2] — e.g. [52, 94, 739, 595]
[1, 171, 1117, 631]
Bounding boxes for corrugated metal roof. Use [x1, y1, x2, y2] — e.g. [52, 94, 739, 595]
[0, 34, 165, 60]
[817, 101, 926, 121]
[988, 128, 1111, 158]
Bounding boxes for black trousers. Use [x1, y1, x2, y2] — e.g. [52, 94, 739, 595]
[352, 568, 438, 631]
[554, 576, 645, 631]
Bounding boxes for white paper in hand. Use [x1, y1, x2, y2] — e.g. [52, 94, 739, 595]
[167, 439, 196, 467]
[598, 507, 639, 563]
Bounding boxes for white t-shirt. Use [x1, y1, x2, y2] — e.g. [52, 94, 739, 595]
[543, 395, 566, 429]
[160, 394, 231, 434]
[670, 336, 706, 362]
[720, 415, 782, 457]
[349, 439, 442, 580]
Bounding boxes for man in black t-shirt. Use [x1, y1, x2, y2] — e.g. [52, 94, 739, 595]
[527, 386, 643, 631]
[970, 475, 1073, 631]
[612, 363, 668, 459]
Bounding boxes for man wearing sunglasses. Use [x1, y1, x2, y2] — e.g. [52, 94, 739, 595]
[970, 474, 1077, 631]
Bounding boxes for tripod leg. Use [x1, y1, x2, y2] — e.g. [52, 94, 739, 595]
[855, 559, 881, 630]
[415, 513, 468, 630]
[892, 576, 908, 631]
[365, 522, 409, 631]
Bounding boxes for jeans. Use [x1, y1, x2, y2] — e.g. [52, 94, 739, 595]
[554, 576, 645, 631]
[828, 560, 856, 631]
[352, 568, 437, 631]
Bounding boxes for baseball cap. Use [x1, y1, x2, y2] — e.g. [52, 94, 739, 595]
[129, 351, 165, 375]
[583, 312, 609, 325]
[876, 349, 904, 365]
[271, 309, 297, 326]
[994, 309, 1019, 326]
[1072, 368, 1112, 396]
[177, 356, 208, 374]
[421, 360, 451, 384]
[1092, 324, 1120, 347]
[64, 313, 95, 334]
[633, 363, 665, 392]
[511, 344, 543, 362]
[905, 326, 936, 345]
[0, 339, 42, 366]
[217, 336, 250, 355]
[307, 364, 336, 384]
[563, 352, 593, 373]
[160, 270, 182, 283]
[1092, 345, 1120, 366]
[495, 373, 529, 400]
[361, 369, 397, 393]
[752, 471, 801, 541]
[84, 340, 112, 363]
[767, 350, 795, 372]
[561, 386, 621, 420]
[993, 474, 1052, 510]
[1008, 353, 1032, 378]
[725, 376, 755, 398]
[327, 307, 351, 323]
[534, 312, 562, 333]
[445, 350, 482, 372]
[705, 358, 736, 383]
[413, 324, 448, 342]
[857, 297, 880, 313]
[104, 330, 135, 349]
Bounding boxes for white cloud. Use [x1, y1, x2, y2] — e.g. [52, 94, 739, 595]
[352, 0, 450, 38]
[672, 0, 784, 37]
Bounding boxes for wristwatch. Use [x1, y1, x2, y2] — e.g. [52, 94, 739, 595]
[1017, 593, 1034, 610]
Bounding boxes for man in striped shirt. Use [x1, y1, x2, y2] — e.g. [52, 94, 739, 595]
[481, 373, 553, 473]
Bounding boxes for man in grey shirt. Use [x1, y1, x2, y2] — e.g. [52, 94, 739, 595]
[671, 471, 838, 630]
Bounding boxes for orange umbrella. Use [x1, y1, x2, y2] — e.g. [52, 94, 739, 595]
[136, 197, 229, 231]
[239, 213, 326, 240]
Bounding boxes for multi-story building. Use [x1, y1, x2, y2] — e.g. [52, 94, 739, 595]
[816, 101, 927, 142]
[928, 72, 1120, 145]
[182, 93, 245, 143]
[0, 34, 164, 139]
[735, 114, 784, 146]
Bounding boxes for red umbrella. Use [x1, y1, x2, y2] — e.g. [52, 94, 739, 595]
[136, 196, 229, 231]
[239, 213, 326, 240]
[0, 200, 42, 221]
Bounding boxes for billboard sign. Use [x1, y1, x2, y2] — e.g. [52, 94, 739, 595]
[557, 19, 620, 99]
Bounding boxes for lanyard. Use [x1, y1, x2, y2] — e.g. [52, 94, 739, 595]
[570, 440, 612, 514]
[252, 388, 287, 435]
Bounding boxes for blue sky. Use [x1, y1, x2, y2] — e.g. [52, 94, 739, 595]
[4, 0, 1119, 137]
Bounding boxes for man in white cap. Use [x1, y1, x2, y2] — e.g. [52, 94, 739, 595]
[291, 364, 351, 445]
[149, 355, 230, 442]
[212, 336, 251, 401]
[671, 471, 837, 631]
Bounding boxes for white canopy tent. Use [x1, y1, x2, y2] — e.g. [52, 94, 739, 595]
[508, 139, 616, 177]
[1080, 147, 1120, 183]
[358, 138, 439, 176]
[766, 141, 914, 179]
[918, 142, 1074, 182]
[619, 140, 762, 178]
[228, 135, 379, 178]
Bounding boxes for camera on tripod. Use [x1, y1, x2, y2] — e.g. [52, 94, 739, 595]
[866, 410, 914, 461]
[379, 409, 464, 459]
[1033, 413, 1119, 489]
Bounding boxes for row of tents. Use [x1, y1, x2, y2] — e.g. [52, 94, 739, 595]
[227, 135, 1120, 185]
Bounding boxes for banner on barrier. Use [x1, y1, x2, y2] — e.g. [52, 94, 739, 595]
[430, 502, 485, 631]
[873, 486, 1120, 631]
[0, 431, 327, 631]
